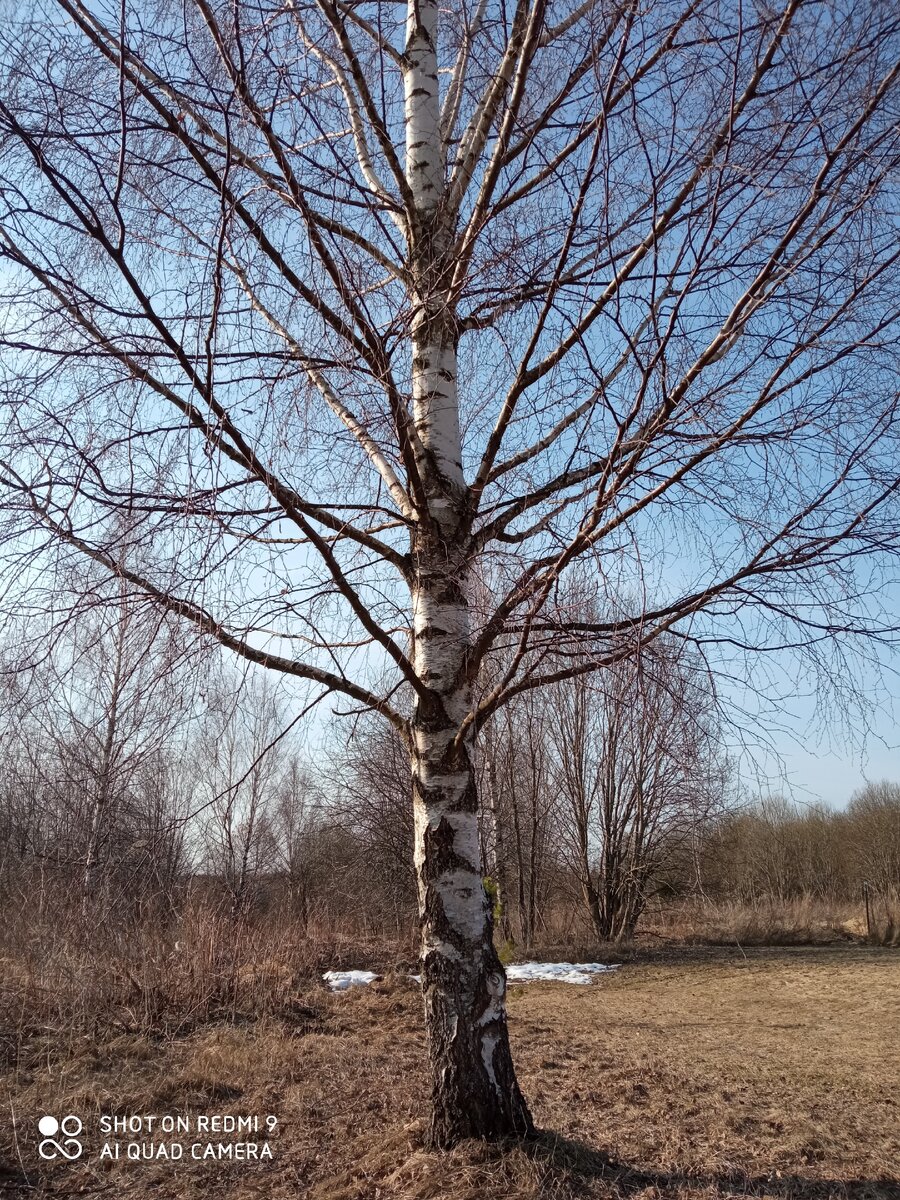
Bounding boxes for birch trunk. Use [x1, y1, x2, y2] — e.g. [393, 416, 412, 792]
[411, 574, 532, 1147]
[404, 0, 532, 1148]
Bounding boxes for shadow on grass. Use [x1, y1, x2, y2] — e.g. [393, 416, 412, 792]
[524, 1130, 900, 1200]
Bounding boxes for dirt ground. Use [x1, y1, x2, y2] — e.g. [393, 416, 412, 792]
[2, 946, 898, 1199]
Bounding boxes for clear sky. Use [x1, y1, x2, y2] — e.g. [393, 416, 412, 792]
[775, 734, 899, 810]
[733, 653, 900, 810]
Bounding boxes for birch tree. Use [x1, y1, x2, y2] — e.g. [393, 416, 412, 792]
[2, 0, 900, 1146]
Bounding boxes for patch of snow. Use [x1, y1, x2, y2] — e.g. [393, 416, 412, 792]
[505, 961, 618, 986]
[322, 970, 381, 991]
[326, 962, 618, 992]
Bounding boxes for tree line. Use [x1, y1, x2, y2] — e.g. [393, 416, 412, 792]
[2, 592, 896, 948]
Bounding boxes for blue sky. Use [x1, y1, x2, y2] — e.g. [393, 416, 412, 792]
[725, 640, 900, 809]
[765, 716, 899, 810]
[771, 697, 899, 810]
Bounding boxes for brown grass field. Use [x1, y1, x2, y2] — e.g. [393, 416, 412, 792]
[2, 945, 898, 1200]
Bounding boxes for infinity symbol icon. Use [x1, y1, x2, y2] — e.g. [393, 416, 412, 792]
[38, 1115, 83, 1161]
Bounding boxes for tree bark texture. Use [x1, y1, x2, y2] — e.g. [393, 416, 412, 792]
[403, 0, 532, 1146]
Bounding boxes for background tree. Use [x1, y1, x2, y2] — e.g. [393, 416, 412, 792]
[268, 755, 323, 932]
[846, 782, 900, 898]
[328, 716, 416, 914]
[484, 692, 557, 950]
[549, 639, 725, 941]
[197, 673, 294, 920]
[2, 0, 900, 1146]
[0, 571, 193, 918]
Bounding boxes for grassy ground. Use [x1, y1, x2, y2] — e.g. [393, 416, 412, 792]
[2, 946, 898, 1199]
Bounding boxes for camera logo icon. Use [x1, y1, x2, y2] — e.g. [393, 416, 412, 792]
[38, 1115, 83, 1160]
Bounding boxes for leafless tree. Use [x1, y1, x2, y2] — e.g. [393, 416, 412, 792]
[846, 782, 900, 898]
[696, 789, 900, 914]
[267, 756, 322, 929]
[328, 715, 415, 893]
[197, 671, 292, 918]
[2, 0, 900, 1144]
[481, 692, 557, 949]
[0, 570, 194, 915]
[548, 640, 725, 940]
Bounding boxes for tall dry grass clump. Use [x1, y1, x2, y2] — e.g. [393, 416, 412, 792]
[0, 882, 415, 1048]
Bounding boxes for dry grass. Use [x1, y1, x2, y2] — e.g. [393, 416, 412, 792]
[0, 900, 409, 1037]
[2, 946, 898, 1200]
[636, 897, 900, 948]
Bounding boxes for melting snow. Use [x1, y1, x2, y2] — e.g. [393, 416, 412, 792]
[505, 961, 618, 986]
[322, 970, 381, 991]
[326, 962, 618, 991]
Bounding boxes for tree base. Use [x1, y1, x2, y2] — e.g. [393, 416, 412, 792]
[424, 978, 534, 1150]
[426, 1087, 534, 1150]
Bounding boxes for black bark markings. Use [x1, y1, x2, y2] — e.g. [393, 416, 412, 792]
[421, 813, 472, 878]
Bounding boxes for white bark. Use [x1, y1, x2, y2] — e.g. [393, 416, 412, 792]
[404, 2, 443, 211]
[402, 13, 529, 1137]
[403, 1, 464, 500]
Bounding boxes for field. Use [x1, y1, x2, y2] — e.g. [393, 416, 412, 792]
[2, 946, 898, 1200]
